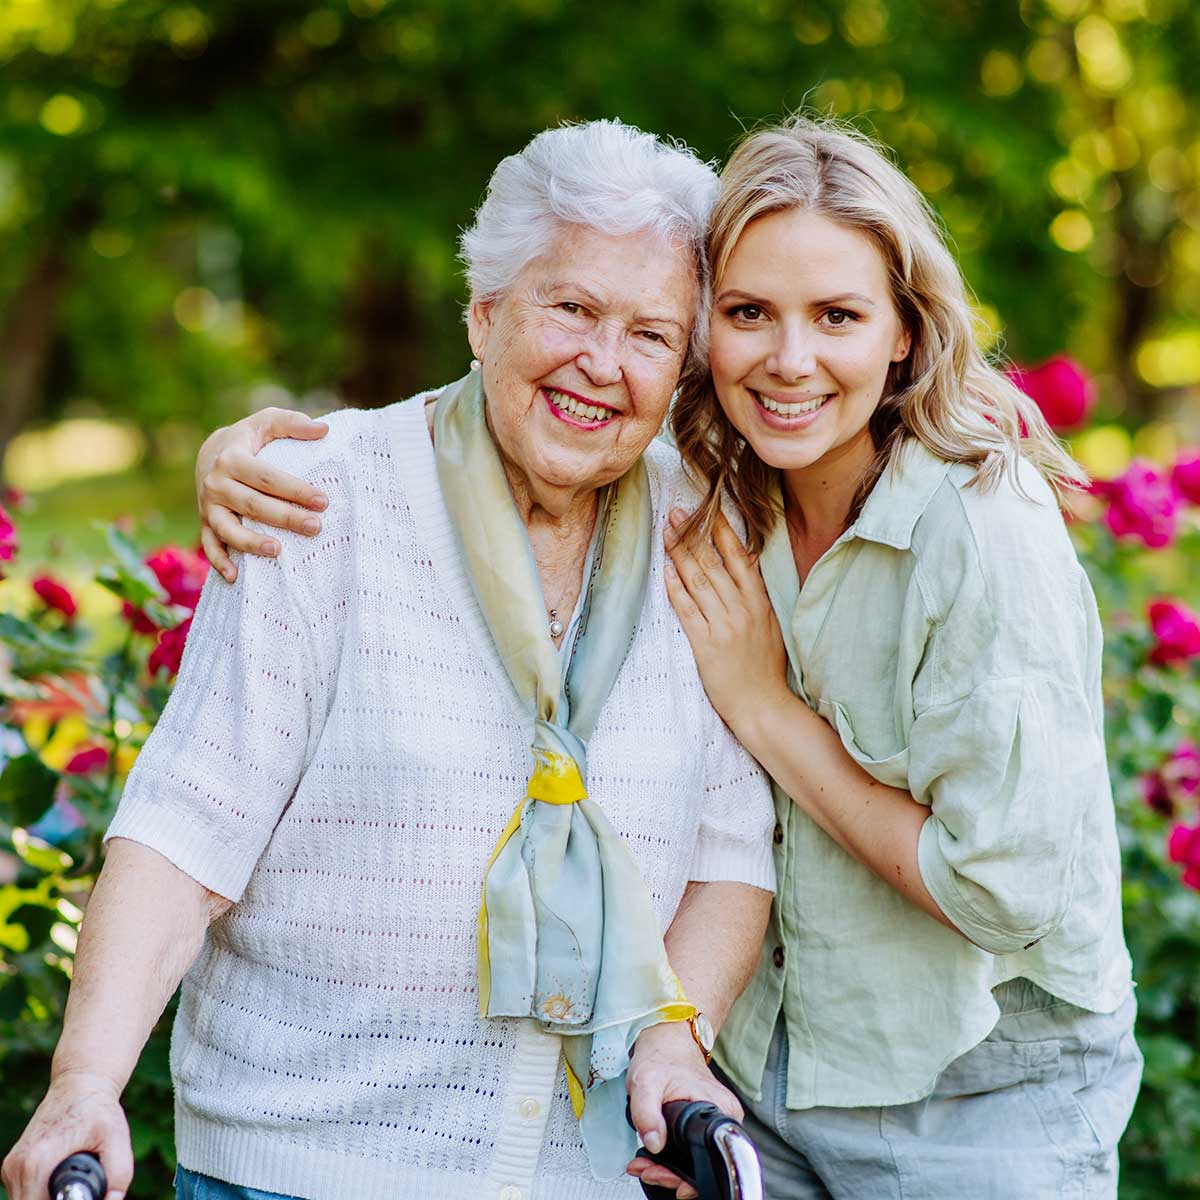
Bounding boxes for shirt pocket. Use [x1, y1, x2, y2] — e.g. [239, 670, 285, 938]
[817, 699, 910, 790]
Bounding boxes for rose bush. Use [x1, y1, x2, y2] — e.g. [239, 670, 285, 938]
[0, 526, 202, 1196]
[2, 425, 1200, 1196]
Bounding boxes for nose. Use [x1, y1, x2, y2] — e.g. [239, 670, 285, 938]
[766, 322, 817, 384]
[575, 321, 624, 388]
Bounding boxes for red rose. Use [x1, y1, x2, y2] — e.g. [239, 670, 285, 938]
[1091, 460, 1182, 549]
[146, 545, 209, 611]
[121, 600, 160, 635]
[63, 745, 111, 775]
[32, 573, 78, 621]
[0, 502, 16, 578]
[1167, 822, 1200, 890]
[1149, 599, 1200, 666]
[1006, 356, 1096, 431]
[1172, 450, 1200, 506]
[123, 544, 210, 633]
[148, 616, 192, 678]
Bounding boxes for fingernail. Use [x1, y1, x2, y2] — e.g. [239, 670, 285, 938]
[643, 1130, 664, 1154]
[262, 541, 279, 556]
[311, 494, 329, 511]
[664, 560, 677, 577]
[224, 569, 237, 583]
[302, 518, 321, 535]
[669, 509, 685, 526]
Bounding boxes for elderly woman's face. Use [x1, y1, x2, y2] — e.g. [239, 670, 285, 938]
[468, 224, 696, 501]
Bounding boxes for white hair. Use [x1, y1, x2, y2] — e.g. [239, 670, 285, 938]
[459, 119, 719, 359]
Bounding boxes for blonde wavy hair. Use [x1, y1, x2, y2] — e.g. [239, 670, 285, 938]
[672, 115, 1084, 555]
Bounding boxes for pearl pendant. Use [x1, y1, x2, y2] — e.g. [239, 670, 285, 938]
[548, 610, 564, 639]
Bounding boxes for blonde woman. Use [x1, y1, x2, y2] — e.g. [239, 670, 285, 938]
[657, 118, 1139, 1197]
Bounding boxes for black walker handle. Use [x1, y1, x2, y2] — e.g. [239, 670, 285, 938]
[632, 1099, 737, 1200]
[48, 1152, 107, 1200]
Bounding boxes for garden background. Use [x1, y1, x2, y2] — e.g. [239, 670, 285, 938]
[2, 0, 1200, 1195]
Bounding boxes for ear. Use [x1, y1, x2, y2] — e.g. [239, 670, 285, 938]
[467, 298, 495, 362]
[891, 324, 912, 364]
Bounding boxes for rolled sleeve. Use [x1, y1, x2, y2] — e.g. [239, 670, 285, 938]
[689, 724, 776, 892]
[106, 527, 329, 901]
[910, 675, 1098, 955]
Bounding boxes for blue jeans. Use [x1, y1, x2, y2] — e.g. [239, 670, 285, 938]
[722, 979, 1142, 1199]
[175, 1167, 297, 1200]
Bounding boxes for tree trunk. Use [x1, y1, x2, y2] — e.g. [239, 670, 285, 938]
[0, 248, 70, 479]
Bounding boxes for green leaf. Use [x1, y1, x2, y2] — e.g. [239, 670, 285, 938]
[0, 973, 28, 1020]
[7, 904, 56, 949]
[0, 755, 59, 827]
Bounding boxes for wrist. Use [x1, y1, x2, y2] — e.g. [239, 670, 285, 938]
[633, 1020, 705, 1063]
[51, 1045, 126, 1095]
[728, 681, 796, 760]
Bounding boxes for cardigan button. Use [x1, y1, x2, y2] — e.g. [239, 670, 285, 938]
[499, 1188, 524, 1200]
[772, 945, 785, 969]
[518, 1097, 541, 1119]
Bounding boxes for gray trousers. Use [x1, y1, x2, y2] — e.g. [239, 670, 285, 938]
[722, 980, 1142, 1199]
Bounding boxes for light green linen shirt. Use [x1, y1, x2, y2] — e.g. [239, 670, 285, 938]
[715, 438, 1133, 1110]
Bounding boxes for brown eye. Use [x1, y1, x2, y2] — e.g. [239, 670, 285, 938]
[730, 304, 764, 321]
[824, 308, 857, 326]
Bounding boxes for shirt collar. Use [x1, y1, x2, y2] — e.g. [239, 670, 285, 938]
[848, 439, 954, 550]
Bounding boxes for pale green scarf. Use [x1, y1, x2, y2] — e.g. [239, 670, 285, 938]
[433, 372, 694, 1180]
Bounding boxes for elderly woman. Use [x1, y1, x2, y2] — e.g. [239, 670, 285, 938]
[3, 121, 776, 1200]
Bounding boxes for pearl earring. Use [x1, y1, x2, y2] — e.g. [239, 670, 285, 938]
[469, 358, 481, 372]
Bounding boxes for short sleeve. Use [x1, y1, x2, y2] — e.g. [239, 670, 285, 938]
[688, 720, 776, 892]
[106, 514, 340, 902]
[910, 674, 1103, 954]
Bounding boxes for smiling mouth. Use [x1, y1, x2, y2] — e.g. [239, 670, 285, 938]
[752, 390, 832, 418]
[543, 386, 619, 426]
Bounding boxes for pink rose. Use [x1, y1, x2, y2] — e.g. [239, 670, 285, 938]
[1006, 356, 1096, 431]
[1172, 450, 1200, 506]
[1149, 599, 1200, 666]
[0, 502, 16, 578]
[63, 744, 111, 774]
[1141, 741, 1200, 817]
[148, 616, 192, 678]
[1167, 822, 1200, 890]
[32, 573, 78, 621]
[1091, 460, 1182, 549]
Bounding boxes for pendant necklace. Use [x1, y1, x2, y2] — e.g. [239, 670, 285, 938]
[548, 609, 564, 639]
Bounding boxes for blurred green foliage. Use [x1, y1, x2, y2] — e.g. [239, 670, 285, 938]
[1, 0, 1199, 471]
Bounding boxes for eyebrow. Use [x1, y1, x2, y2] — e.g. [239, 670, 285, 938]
[716, 288, 878, 309]
[548, 282, 686, 333]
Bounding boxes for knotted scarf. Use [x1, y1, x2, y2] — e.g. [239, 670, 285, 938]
[433, 371, 694, 1179]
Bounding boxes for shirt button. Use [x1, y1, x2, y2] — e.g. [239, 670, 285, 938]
[772, 945, 785, 969]
[499, 1188, 524, 1200]
[518, 1097, 541, 1119]
[773, 823, 784, 846]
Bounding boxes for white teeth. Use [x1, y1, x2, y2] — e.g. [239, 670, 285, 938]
[756, 392, 830, 417]
[545, 388, 615, 423]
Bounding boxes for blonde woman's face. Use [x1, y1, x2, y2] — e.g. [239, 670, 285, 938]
[708, 207, 911, 478]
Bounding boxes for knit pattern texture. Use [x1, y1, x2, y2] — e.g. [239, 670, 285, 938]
[107, 394, 776, 1200]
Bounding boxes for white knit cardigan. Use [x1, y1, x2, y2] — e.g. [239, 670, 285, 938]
[107, 394, 776, 1200]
